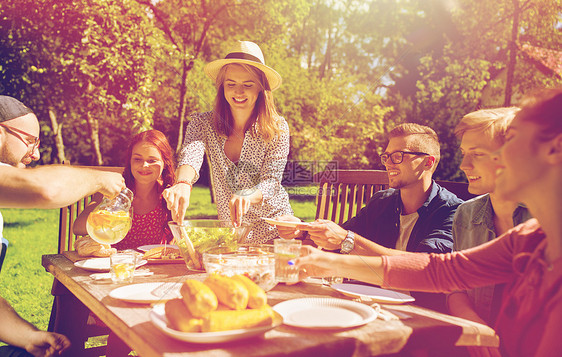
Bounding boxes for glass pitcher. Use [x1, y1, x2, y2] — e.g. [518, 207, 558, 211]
[86, 188, 133, 245]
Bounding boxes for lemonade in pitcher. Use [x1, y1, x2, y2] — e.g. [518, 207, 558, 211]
[86, 187, 133, 245]
[86, 210, 132, 244]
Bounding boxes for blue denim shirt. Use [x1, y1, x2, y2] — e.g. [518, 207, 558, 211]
[452, 194, 532, 324]
[343, 180, 463, 253]
[342, 181, 463, 312]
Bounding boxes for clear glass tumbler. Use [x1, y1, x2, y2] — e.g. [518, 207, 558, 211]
[110, 250, 137, 283]
[274, 239, 302, 284]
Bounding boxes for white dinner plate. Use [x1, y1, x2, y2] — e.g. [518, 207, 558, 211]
[331, 283, 415, 304]
[273, 297, 377, 329]
[149, 303, 283, 343]
[74, 258, 147, 272]
[261, 217, 312, 228]
[109, 282, 182, 304]
[137, 244, 179, 252]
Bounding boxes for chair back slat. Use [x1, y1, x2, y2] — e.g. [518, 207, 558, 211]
[57, 166, 124, 253]
[347, 184, 358, 222]
[338, 184, 350, 224]
[58, 204, 68, 253]
[330, 184, 340, 222]
[315, 182, 328, 221]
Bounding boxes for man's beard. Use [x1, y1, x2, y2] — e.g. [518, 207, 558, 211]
[0, 144, 21, 167]
[388, 176, 406, 189]
[390, 182, 405, 189]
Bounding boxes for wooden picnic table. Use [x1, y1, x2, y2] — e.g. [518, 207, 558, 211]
[42, 253, 499, 356]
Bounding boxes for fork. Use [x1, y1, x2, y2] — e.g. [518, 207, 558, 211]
[151, 281, 181, 298]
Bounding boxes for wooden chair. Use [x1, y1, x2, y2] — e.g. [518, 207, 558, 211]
[49, 165, 124, 357]
[313, 169, 476, 224]
[314, 170, 390, 224]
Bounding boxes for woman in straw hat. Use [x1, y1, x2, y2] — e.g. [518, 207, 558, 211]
[163, 40, 293, 243]
[295, 88, 562, 356]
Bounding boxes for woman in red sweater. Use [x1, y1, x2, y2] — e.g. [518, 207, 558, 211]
[296, 88, 562, 357]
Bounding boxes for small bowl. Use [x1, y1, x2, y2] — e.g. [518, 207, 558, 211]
[202, 244, 277, 291]
[169, 220, 251, 271]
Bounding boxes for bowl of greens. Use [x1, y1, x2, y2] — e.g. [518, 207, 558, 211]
[168, 220, 251, 271]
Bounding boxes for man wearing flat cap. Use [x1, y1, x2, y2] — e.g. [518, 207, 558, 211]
[0, 95, 41, 168]
[0, 95, 126, 356]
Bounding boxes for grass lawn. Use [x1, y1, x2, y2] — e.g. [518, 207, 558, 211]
[0, 185, 316, 338]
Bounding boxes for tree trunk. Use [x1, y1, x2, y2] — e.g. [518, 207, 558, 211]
[504, 0, 520, 106]
[47, 107, 67, 164]
[86, 111, 103, 165]
[319, 32, 331, 80]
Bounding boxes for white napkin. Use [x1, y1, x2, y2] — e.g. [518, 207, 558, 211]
[370, 303, 412, 321]
[90, 269, 154, 280]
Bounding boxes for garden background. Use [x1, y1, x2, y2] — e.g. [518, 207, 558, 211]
[1, 0, 561, 348]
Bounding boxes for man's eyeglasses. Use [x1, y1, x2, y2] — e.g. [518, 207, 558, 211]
[0, 123, 40, 155]
[380, 150, 429, 165]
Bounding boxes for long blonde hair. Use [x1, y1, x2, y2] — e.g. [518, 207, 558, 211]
[213, 63, 282, 142]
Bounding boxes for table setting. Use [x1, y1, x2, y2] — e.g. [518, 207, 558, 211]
[42, 213, 498, 356]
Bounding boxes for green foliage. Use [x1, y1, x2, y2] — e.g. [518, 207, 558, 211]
[273, 50, 390, 169]
[1, 0, 561, 177]
[1, 0, 157, 164]
[380, 0, 562, 179]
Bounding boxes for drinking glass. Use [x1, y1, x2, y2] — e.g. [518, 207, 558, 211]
[110, 250, 137, 283]
[274, 239, 302, 284]
[86, 188, 133, 245]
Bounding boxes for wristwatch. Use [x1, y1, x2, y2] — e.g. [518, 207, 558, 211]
[340, 230, 355, 254]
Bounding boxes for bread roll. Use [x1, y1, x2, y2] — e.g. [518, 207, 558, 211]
[75, 236, 116, 257]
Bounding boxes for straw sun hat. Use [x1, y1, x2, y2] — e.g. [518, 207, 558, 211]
[204, 41, 282, 91]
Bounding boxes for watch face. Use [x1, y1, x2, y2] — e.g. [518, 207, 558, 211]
[341, 239, 353, 253]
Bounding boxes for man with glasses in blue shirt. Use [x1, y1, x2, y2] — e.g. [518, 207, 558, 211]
[278, 123, 463, 311]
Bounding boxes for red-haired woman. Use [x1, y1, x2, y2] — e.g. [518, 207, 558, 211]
[74, 129, 175, 251]
[163, 41, 293, 244]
